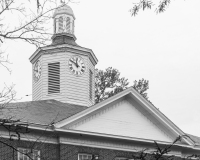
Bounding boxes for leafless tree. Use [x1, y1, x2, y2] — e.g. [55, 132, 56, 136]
[0, 0, 65, 109]
[0, 0, 72, 70]
[0, 84, 16, 107]
[0, 1, 71, 159]
[1, 0, 55, 46]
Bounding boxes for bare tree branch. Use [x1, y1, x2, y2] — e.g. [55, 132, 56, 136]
[0, 84, 16, 105]
[130, 0, 153, 16]
[130, 0, 171, 16]
[0, 0, 72, 48]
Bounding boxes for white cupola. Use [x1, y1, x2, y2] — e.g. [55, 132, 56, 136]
[30, 4, 98, 107]
[53, 4, 75, 34]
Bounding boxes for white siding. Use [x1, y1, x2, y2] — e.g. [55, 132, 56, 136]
[87, 57, 95, 106]
[32, 46, 96, 107]
[68, 100, 173, 142]
[32, 56, 43, 101]
[32, 51, 94, 106]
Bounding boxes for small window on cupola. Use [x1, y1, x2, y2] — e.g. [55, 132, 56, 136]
[66, 17, 70, 33]
[54, 18, 56, 33]
[72, 20, 74, 34]
[58, 16, 63, 33]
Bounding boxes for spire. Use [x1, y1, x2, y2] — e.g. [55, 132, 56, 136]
[52, 4, 77, 45]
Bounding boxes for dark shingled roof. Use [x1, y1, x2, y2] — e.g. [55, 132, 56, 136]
[0, 100, 87, 125]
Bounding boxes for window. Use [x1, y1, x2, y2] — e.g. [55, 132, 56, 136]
[66, 17, 70, 33]
[78, 153, 92, 160]
[58, 16, 63, 32]
[54, 18, 56, 33]
[48, 62, 60, 94]
[72, 20, 74, 34]
[89, 70, 93, 100]
[18, 148, 40, 160]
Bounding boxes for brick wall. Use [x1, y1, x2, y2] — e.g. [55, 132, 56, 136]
[60, 144, 136, 160]
[60, 144, 183, 160]
[0, 138, 183, 160]
[0, 137, 59, 160]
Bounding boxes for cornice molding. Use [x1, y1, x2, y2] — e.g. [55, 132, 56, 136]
[29, 44, 98, 66]
[59, 136, 182, 157]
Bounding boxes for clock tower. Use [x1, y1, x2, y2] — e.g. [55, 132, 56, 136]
[29, 4, 98, 107]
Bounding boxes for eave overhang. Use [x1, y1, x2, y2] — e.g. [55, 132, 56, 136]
[54, 128, 200, 151]
[29, 43, 98, 66]
[8, 120, 199, 151]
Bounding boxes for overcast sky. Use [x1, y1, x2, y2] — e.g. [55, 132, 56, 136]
[1, 0, 200, 136]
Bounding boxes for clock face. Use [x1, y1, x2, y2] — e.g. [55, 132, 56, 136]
[33, 60, 42, 81]
[69, 56, 86, 76]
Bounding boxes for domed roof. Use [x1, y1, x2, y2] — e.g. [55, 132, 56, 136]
[53, 4, 75, 19]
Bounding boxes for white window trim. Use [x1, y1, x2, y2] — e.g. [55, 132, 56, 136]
[78, 153, 93, 160]
[17, 148, 40, 160]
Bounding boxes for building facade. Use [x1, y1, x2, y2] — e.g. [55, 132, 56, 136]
[0, 3, 200, 160]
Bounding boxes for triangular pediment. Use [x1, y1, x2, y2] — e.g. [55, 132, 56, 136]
[63, 99, 173, 142]
[55, 88, 194, 145]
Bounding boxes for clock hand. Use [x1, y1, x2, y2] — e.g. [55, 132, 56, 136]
[70, 59, 77, 67]
[76, 58, 80, 68]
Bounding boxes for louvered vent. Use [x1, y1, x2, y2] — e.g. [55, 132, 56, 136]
[48, 62, 60, 94]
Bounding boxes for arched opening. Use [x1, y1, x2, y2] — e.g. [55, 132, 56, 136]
[72, 20, 74, 34]
[54, 18, 56, 33]
[58, 16, 63, 33]
[66, 17, 70, 33]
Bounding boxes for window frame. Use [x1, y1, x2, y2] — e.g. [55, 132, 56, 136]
[58, 16, 64, 32]
[17, 148, 40, 160]
[66, 17, 71, 33]
[78, 153, 93, 160]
